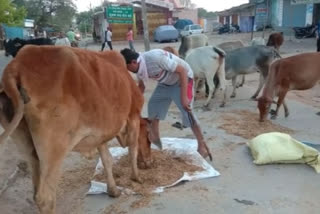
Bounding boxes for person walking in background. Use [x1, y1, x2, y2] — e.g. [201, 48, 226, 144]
[101, 27, 113, 51]
[55, 32, 71, 46]
[127, 26, 135, 51]
[66, 29, 77, 47]
[316, 20, 320, 52]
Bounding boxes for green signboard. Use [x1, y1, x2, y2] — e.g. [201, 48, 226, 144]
[106, 5, 133, 24]
[107, 19, 133, 24]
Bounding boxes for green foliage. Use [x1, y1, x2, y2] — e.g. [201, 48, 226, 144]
[0, 0, 27, 26]
[76, 11, 93, 34]
[198, 7, 217, 19]
[23, 0, 76, 31]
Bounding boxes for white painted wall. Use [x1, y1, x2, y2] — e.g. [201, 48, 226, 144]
[305, 4, 313, 25]
[278, 0, 284, 27]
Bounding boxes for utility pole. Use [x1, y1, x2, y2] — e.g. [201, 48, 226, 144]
[262, 0, 269, 39]
[251, 3, 257, 40]
[141, 0, 150, 51]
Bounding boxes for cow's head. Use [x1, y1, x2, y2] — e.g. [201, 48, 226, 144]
[4, 38, 24, 57]
[163, 46, 178, 56]
[137, 118, 152, 169]
[257, 96, 272, 122]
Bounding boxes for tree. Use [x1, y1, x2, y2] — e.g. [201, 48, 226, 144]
[198, 7, 217, 19]
[0, 0, 27, 26]
[76, 11, 93, 34]
[23, 0, 76, 31]
[198, 8, 207, 18]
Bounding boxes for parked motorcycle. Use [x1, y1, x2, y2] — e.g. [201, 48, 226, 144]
[293, 25, 316, 39]
[218, 24, 230, 34]
[218, 24, 241, 34]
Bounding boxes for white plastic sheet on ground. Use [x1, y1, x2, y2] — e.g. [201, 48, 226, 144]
[87, 138, 220, 195]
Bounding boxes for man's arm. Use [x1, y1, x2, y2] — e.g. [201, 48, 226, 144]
[175, 65, 191, 112]
[138, 80, 145, 93]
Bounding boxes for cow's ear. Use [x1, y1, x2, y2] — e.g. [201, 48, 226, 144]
[14, 43, 22, 47]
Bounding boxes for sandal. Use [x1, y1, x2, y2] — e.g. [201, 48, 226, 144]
[172, 122, 187, 130]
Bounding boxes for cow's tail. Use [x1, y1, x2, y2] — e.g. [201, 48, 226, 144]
[213, 47, 226, 91]
[0, 74, 25, 145]
[213, 47, 226, 58]
[213, 47, 226, 65]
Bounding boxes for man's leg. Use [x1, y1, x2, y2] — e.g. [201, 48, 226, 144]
[172, 80, 212, 160]
[101, 42, 105, 51]
[107, 41, 113, 50]
[148, 84, 172, 149]
[129, 41, 135, 51]
[317, 39, 320, 52]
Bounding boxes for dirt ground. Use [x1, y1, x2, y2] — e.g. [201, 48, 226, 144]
[0, 31, 319, 214]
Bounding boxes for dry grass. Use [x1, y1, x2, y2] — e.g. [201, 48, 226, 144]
[218, 110, 294, 139]
[97, 150, 203, 211]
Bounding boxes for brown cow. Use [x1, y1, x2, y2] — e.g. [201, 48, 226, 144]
[0, 45, 150, 214]
[163, 46, 179, 56]
[258, 52, 320, 122]
[266, 32, 284, 51]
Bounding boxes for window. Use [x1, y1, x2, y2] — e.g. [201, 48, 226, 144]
[191, 25, 201, 30]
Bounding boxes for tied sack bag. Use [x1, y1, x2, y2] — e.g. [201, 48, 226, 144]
[248, 132, 320, 173]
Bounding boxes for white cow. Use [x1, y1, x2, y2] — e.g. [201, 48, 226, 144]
[250, 37, 266, 46]
[185, 46, 227, 108]
[178, 34, 209, 59]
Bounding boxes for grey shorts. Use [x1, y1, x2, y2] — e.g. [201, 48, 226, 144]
[148, 81, 198, 127]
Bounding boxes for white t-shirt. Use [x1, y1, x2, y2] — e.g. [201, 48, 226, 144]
[138, 49, 193, 85]
[106, 30, 112, 42]
[55, 38, 71, 46]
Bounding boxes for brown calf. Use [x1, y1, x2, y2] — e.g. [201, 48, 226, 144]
[258, 52, 320, 122]
[163, 46, 179, 56]
[266, 32, 284, 51]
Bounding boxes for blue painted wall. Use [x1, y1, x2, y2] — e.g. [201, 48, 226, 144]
[240, 16, 254, 32]
[282, 0, 306, 27]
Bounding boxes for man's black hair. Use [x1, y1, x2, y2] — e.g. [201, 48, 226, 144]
[120, 48, 139, 64]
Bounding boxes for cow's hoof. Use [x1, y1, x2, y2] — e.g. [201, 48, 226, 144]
[230, 94, 236, 98]
[270, 114, 277, 120]
[285, 112, 290, 118]
[317, 112, 320, 116]
[250, 96, 257, 100]
[202, 105, 211, 111]
[131, 175, 143, 184]
[108, 187, 121, 198]
[269, 109, 276, 115]
[219, 103, 225, 108]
